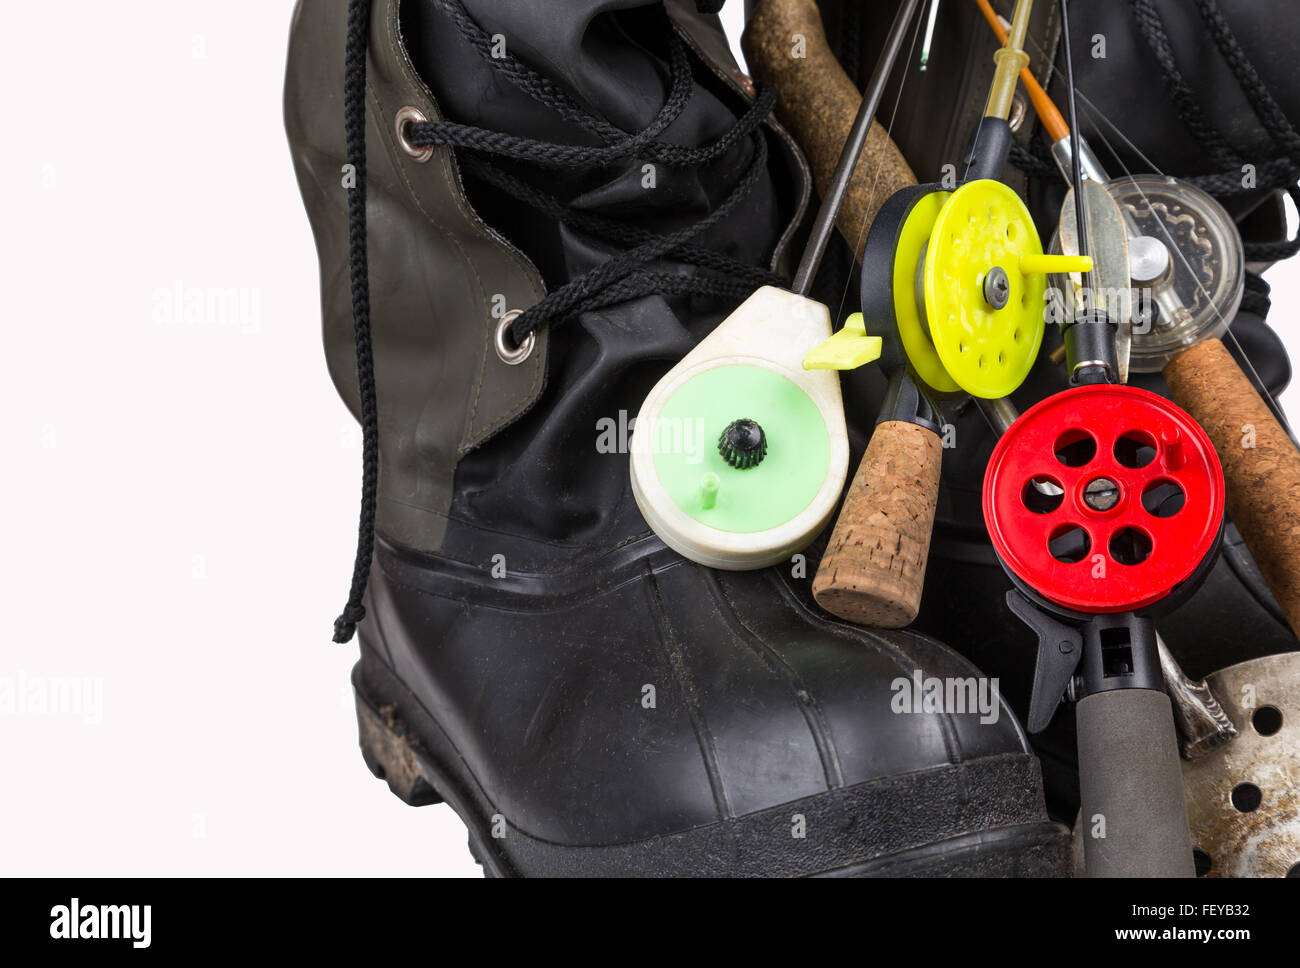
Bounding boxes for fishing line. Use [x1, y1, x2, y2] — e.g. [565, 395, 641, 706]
[1057, 0, 1094, 301]
[1075, 99, 1284, 414]
[831, 8, 928, 332]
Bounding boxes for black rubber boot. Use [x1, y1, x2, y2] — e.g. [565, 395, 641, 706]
[285, 0, 1068, 876]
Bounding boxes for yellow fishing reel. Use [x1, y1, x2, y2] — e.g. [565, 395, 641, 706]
[806, 179, 1088, 399]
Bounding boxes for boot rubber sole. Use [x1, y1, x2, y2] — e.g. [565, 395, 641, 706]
[352, 647, 1070, 877]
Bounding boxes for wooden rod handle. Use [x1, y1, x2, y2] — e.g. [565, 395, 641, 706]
[1163, 337, 1300, 637]
[813, 420, 942, 627]
[742, 0, 917, 258]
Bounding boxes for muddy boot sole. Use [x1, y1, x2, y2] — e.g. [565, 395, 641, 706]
[353, 663, 505, 876]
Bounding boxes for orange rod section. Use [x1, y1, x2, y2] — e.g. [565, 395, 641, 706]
[974, 0, 1069, 141]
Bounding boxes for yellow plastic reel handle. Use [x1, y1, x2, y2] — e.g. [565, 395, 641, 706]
[803, 313, 883, 370]
[1019, 254, 1092, 275]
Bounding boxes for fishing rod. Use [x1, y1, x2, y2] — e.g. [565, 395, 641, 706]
[978, 0, 1300, 880]
[790, 0, 1085, 627]
[971, 0, 1238, 760]
[987, 381, 1216, 878]
[979, 0, 1227, 877]
[760, 0, 1218, 875]
[976, 0, 1300, 639]
[724, 0, 1249, 876]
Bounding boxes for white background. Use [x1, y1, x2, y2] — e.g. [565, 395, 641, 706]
[0, 1, 1294, 876]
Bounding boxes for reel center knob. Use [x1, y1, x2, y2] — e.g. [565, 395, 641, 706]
[1128, 235, 1171, 284]
[718, 418, 768, 470]
[983, 265, 1011, 310]
[1083, 476, 1121, 512]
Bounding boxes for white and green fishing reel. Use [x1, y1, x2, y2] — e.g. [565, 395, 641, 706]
[629, 286, 851, 570]
[630, 0, 929, 572]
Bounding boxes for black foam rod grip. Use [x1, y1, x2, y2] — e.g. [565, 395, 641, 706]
[1076, 689, 1195, 878]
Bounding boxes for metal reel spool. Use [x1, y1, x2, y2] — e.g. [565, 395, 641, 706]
[1107, 175, 1245, 373]
[982, 384, 1225, 614]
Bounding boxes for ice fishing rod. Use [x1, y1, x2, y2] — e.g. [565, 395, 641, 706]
[981, 0, 1211, 877]
[987, 383, 1217, 878]
[789, 0, 1085, 627]
[965, 1, 1236, 761]
[977, 0, 1300, 638]
[628, 0, 925, 570]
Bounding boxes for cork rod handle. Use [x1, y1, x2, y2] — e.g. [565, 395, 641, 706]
[812, 420, 943, 627]
[742, 0, 917, 259]
[1163, 337, 1300, 637]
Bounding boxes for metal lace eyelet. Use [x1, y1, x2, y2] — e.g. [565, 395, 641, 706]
[494, 309, 535, 365]
[395, 105, 433, 162]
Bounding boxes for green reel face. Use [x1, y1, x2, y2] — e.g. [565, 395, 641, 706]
[630, 286, 849, 571]
[649, 364, 831, 533]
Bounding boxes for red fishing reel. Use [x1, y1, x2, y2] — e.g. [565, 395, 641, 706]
[983, 384, 1225, 614]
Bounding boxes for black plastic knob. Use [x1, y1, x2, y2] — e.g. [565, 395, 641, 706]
[718, 419, 767, 470]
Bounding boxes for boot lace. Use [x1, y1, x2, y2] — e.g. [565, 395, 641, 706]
[333, 0, 784, 641]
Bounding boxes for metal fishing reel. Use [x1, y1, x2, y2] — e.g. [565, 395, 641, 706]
[1110, 176, 1245, 373]
[983, 383, 1225, 615]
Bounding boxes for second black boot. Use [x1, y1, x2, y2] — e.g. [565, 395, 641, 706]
[285, 0, 1070, 877]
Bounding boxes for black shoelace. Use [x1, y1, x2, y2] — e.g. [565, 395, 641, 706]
[333, 0, 782, 642]
[1131, 0, 1300, 317]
